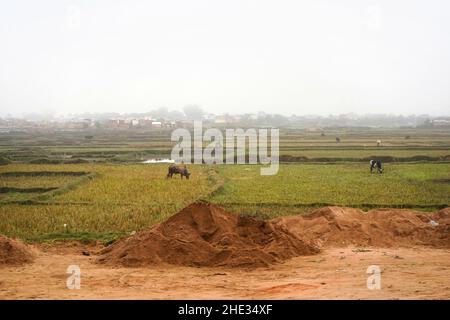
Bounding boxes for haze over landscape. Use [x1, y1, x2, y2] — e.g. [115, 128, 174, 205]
[1, 1, 450, 302]
[1, 0, 450, 117]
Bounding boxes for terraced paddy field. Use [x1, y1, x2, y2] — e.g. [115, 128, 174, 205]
[0, 127, 448, 242]
[0, 162, 448, 242]
[0, 164, 216, 240]
[1, 127, 449, 163]
[210, 163, 450, 217]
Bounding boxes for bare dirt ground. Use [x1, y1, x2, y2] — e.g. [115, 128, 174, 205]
[1, 204, 449, 299]
[1, 243, 449, 300]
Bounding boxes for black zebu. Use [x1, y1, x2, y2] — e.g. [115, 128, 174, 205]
[167, 164, 191, 179]
[369, 160, 383, 174]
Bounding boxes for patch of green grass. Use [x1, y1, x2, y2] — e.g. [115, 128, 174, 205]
[208, 163, 450, 218]
[0, 170, 95, 204]
[0, 163, 219, 239]
[26, 231, 127, 245]
[0, 156, 11, 165]
[0, 161, 449, 241]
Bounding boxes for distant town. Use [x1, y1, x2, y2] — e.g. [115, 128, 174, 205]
[0, 106, 449, 132]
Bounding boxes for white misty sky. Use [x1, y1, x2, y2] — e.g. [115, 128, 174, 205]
[1, 0, 449, 117]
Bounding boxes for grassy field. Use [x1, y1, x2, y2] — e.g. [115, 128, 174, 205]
[0, 127, 448, 241]
[0, 164, 220, 240]
[0, 162, 448, 241]
[210, 163, 450, 217]
[1, 127, 449, 163]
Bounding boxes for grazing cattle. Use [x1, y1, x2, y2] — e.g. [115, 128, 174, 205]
[369, 160, 383, 174]
[167, 164, 191, 179]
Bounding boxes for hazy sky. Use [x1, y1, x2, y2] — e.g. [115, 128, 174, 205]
[1, 0, 449, 117]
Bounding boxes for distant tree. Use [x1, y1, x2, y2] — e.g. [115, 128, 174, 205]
[420, 119, 433, 128]
[150, 107, 169, 119]
[239, 114, 254, 125]
[270, 114, 289, 126]
[335, 137, 341, 143]
[167, 110, 185, 121]
[183, 105, 204, 120]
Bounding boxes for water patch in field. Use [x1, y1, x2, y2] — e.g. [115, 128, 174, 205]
[142, 158, 174, 164]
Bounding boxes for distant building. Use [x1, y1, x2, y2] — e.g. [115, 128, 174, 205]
[431, 119, 450, 126]
[138, 119, 153, 127]
[105, 119, 130, 129]
[164, 121, 176, 128]
[106, 119, 119, 128]
[214, 116, 227, 124]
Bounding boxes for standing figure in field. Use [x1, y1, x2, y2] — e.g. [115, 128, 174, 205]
[369, 160, 383, 174]
[167, 164, 191, 179]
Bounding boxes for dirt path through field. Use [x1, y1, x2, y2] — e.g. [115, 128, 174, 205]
[1, 244, 449, 299]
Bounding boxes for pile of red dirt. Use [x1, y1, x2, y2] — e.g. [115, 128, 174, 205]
[0, 236, 34, 266]
[98, 203, 450, 268]
[273, 206, 450, 248]
[97, 202, 319, 268]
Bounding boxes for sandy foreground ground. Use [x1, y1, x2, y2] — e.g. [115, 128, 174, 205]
[0, 243, 449, 300]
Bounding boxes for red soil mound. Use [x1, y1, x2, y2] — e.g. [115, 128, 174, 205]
[273, 206, 450, 248]
[98, 204, 450, 268]
[98, 202, 319, 268]
[0, 236, 34, 266]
